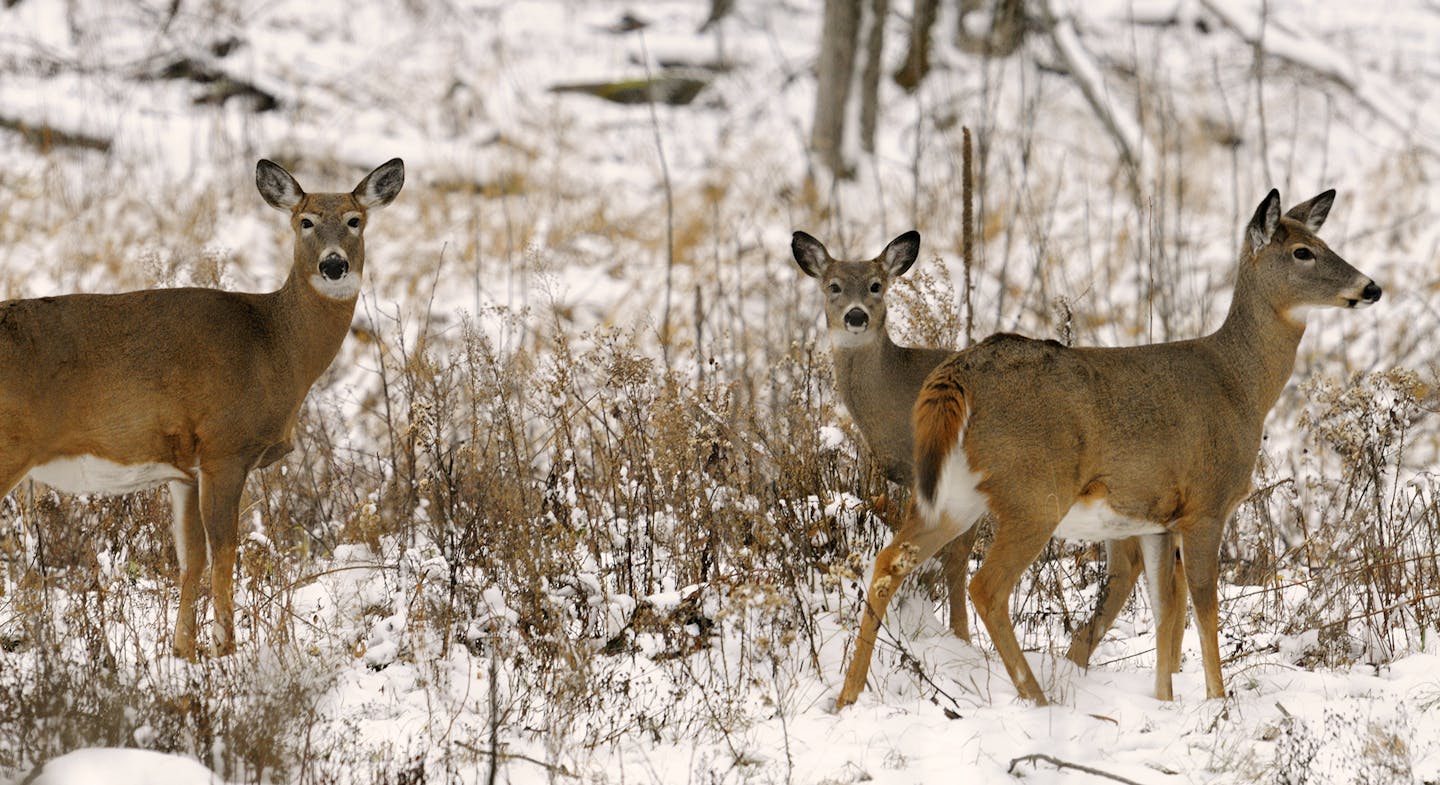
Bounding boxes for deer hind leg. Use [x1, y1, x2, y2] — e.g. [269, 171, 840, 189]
[1167, 546, 1189, 674]
[838, 504, 971, 709]
[968, 515, 1055, 705]
[199, 460, 248, 657]
[1065, 536, 1144, 668]
[167, 480, 206, 660]
[0, 457, 30, 503]
[1140, 532, 1186, 700]
[1180, 521, 1225, 699]
[880, 492, 976, 642]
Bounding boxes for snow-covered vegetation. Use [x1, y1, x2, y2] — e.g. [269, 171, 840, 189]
[0, 0, 1436, 782]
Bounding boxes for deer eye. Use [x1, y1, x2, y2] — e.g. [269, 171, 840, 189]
[300, 218, 314, 230]
[1293, 247, 1315, 261]
[869, 281, 882, 294]
[827, 283, 842, 295]
[348, 217, 361, 229]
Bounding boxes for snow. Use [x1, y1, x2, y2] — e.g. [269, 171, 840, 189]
[2, 0, 1438, 783]
[25, 748, 223, 785]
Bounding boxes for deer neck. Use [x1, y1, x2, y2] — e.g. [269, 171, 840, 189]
[269, 270, 358, 391]
[1208, 273, 1305, 417]
[832, 329, 903, 410]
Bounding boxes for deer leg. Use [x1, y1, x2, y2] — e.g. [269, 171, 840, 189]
[1181, 521, 1226, 699]
[199, 460, 247, 657]
[167, 480, 206, 660]
[1065, 537, 1144, 667]
[969, 517, 1055, 705]
[1140, 532, 1185, 700]
[838, 504, 970, 709]
[941, 523, 978, 641]
[1168, 546, 1189, 673]
[0, 459, 30, 503]
[881, 491, 975, 642]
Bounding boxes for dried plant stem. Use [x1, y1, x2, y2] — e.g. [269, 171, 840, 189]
[962, 126, 975, 345]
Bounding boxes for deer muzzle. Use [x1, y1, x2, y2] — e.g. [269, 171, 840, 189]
[319, 253, 349, 281]
[843, 307, 870, 333]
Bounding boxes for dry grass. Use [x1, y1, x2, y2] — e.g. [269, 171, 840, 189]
[1, 24, 1437, 783]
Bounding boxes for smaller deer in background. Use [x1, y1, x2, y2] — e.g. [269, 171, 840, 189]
[0, 158, 404, 658]
[791, 230, 977, 640]
[791, 231, 1173, 659]
[837, 189, 1381, 708]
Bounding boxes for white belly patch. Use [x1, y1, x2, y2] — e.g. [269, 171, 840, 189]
[27, 455, 189, 495]
[1054, 498, 1167, 541]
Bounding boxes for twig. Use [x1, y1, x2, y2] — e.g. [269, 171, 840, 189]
[454, 740, 578, 780]
[1039, 0, 1147, 197]
[1198, 0, 1428, 149]
[486, 650, 500, 785]
[0, 115, 110, 152]
[1008, 753, 1147, 784]
[637, 28, 678, 368]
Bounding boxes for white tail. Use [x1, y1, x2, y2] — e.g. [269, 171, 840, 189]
[0, 157, 404, 658]
[837, 189, 1381, 707]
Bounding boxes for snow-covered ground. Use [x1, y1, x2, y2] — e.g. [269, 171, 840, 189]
[1, 0, 1436, 783]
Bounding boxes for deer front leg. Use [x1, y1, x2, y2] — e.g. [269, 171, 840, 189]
[199, 460, 248, 656]
[1181, 520, 1226, 699]
[168, 479, 206, 660]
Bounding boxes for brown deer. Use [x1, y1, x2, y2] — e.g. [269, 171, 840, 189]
[0, 158, 404, 658]
[837, 189, 1381, 707]
[792, 231, 1178, 663]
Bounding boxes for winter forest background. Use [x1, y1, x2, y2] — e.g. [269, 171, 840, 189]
[1, 0, 1438, 782]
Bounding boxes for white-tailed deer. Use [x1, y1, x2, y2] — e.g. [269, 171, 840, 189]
[837, 189, 1380, 707]
[0, 158, 404, 658]
[791, 230, 977, 639]
[792, 231, 1178, 661]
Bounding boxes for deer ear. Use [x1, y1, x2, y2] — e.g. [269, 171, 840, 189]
[1246, 189, 1282, 253]
[354, 158, 405, 209]
[791, 231, 829, 278]
[1284, 189, 1335, 232]
[256, 159, 304, 212]
[882, 231, 921, 277]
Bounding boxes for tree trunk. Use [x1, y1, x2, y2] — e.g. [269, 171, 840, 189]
[859, 0, 889, 154]
[812, 0, 862, 176]
[894, 0, 938, 92]
[957, 0, 1029, 58]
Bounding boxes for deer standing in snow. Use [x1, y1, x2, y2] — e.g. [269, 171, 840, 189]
[0, 158, 404, 658]
[837, 190, 1381, 707]
[792, 230, 1178, 662]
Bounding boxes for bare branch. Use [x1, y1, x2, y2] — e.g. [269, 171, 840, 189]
[1008, 753, 1148, 785]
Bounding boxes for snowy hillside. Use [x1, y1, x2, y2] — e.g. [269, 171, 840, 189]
[0, 0, 1437, 783]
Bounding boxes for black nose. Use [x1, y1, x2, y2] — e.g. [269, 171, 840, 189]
[319, 255, 349, 280]
[1361, 281, 1382, 303]
[843, 308, 869, 329]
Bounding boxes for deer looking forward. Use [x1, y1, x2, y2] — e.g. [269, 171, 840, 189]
[792, 231, 1179, 665]
[837, 189, 1380, 708]
[0, 158, 404, 658]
